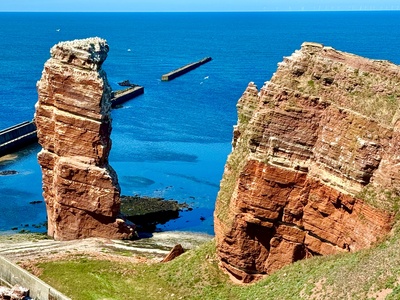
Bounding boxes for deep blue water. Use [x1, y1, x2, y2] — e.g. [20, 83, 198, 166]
[0, 11, 399, 235]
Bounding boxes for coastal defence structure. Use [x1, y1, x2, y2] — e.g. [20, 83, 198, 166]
[0, 121, 37, 157]
[161, 57, 212, 81]
[0, 255, 70, 300]
[0, 86, 143, 158]
[111, 85, 144, 108]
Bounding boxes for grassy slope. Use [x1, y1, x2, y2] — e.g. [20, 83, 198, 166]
[37, 228, 400, 300]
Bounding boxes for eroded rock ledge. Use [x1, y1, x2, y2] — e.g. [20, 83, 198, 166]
[35, 37, 134, 240]
[214, 42, 400, 283]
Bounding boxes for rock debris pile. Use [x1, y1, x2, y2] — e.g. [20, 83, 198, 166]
[0, 285, 29, 300]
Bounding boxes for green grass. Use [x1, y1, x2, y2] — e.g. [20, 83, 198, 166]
[36, 231, 400, 300]
[38, 258, 137, 299]
[356, 185, 400, 213]
[38, 242, 231, 300]
[278, 52, 400, 126]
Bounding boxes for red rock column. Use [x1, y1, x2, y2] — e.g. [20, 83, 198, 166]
[35, 37, 134, 240]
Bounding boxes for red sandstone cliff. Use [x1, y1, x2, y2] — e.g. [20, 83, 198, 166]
[214, 42, 400, 283]
[35, 37, 134, 240]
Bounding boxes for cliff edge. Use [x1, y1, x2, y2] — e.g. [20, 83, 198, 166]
[35, 38, 134, 240]
[214, 42, 400, 283]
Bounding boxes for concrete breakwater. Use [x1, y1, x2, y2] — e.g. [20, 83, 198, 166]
[0, 87, 144, 158]
[161, 57, 212, 81]
[0, 121, 37, 157]
[0, 54, 211, 157]
[111, 85, 144, 108]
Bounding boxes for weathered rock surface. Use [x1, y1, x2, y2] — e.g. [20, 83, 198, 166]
[162, 244, 185, 262]
[215, 42, 400, 283]
[35, 37, 134, 240]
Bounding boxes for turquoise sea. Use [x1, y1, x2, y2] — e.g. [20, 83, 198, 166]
[0, 11, 399, 234]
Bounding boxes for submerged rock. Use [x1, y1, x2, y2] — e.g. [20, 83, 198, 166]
[120, 195, 189, 232]
[35, 37, 134, 241]
[0, 170, 17, 176]
[214, 42, 400, 283]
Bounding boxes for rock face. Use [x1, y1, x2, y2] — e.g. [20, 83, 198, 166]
[214, 42, 400, 283]
[162, 244, 185, 263]
[35, 37, 134, 240]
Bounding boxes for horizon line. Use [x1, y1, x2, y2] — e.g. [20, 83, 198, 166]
[1, 9, 400, 13]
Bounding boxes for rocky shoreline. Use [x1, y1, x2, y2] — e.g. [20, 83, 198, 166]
[2, 195, 192, 236]
[120, 195, 191, 233]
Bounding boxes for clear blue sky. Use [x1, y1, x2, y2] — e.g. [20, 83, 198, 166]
[0, 0, 399, 12]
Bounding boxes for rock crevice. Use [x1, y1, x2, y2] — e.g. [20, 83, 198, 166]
[35, 37, 134, 241]
[215, 42, 400, 283]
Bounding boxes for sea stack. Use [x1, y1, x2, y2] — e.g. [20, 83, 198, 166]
[214, 42, 400, 283]
[35, 37, 134, 240]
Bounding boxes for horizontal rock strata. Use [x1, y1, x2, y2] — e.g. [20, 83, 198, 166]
[35, 37, 134, 240]
[215, 42, 400, 283]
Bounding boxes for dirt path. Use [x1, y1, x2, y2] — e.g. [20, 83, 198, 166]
[0, 232, 213, 264]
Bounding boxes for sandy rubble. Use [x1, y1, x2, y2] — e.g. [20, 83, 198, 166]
[0, 232, 213, 266]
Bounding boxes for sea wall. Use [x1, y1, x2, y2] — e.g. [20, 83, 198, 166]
[161, 57, 212, 81]
[0, 255, 70, 300]
[0, 121, 37, 157]
[111, 85, 144, 107]
[0, 85, 143, 158]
